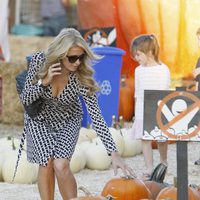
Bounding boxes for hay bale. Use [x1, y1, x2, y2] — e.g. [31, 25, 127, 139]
[9, 35, 53, 63]
[0, 62, 26, 125]
[0, 35, 53, 125]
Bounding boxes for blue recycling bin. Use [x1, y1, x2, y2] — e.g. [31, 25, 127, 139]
[81, 46, 125, 127]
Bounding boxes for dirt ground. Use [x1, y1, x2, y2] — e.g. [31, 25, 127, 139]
[0, 123, 200, 200]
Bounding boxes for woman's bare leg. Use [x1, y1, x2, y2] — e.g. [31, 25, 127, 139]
[53, 158, 77, 200]
[37, 158, 55, 200]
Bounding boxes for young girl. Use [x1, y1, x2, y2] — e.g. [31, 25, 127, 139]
[193, 27, 200, 165]
[130, 34, 171, 179]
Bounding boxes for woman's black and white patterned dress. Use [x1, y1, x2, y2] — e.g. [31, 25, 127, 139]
[19, 51, 117, 167]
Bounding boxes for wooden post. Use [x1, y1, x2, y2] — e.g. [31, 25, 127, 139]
[176, 87, 188, 200]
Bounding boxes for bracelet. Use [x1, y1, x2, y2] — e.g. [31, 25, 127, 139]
[37, 79, 47, 88]
[37, 79, 43, 86]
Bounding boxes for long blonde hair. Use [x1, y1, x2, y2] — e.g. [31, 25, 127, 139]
[130, 34, 160, 63]
[36, 28, 101, 96]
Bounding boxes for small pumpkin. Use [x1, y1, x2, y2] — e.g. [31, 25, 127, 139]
[70, 145, 87, 173]
[101, 176, 150, 200]
[118, 76, 134, 121]
[156, 185, 200, 200]
[152, 140, 176, 149]
[2, 151, 38, 184]
[78, 128, 97, 144]
[84, 137, 111, 170]
[121, 128, 142, 157]
[109, 127, 125, 156]
[144, 180, 168, 200]
[0, 136, 24, 181]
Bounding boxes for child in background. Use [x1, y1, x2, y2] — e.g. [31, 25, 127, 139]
[193, 27, 200, 165]
[130, 34, 171, 180]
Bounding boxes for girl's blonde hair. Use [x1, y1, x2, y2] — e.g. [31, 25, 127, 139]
[36, 28, 100, 96]
[130, 34, 160, 63]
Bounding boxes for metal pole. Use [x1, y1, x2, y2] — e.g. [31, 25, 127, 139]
[176, 87, 188, 200]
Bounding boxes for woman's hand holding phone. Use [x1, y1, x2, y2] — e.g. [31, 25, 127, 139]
[42, 62, 62, 86]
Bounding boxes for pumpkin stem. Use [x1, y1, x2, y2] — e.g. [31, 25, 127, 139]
[78, 186, 92, 196]
[111, 115, 117, 128]
[106, 194, 116, 200]
[173, 176, 177, 187]
[12, 137, 16, 150]
[118, 116, 124, 128]
[120, 75, 126, 87]
[121, 174, 137, 179]
[7, 135, 12, 140]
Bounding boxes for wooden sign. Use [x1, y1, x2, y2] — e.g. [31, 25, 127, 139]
[143, 90, 200, 141]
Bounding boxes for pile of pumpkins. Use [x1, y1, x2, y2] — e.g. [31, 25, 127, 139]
[70, 127, 142, 173]
[0, 127, 141, 184]
[0, 136, 38, 184]
[70, 176, 200, 200]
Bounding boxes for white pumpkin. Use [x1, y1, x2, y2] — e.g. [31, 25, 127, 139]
[0, 137, 22, 182]
[79, 141, 93, 153]
[2, 151, 38, 184]
[109, 127, 125, 156]
[0, 148, 15, 181]
[121, 128, 142, 157]
[0, 137, 20, 150]
[0, 151, 4, 181]
[70, 145, 86, 173]
[77, 127, 97, 144]
[0, 136, 27, 151]
[85, 138, 111, 170]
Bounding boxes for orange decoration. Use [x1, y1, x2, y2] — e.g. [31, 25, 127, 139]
[113, 0, 200, 79]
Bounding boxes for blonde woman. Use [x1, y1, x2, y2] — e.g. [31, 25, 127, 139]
[18, 28, 133, 199]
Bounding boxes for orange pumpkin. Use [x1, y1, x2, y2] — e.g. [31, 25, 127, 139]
[152, 140, 176, 149]
[152, 141, 158, 149]
[156, 185, 200, 200]
[77, 0, 114, 29]
[118, 76, 134, 121]
[101, 176, 150, 200]
[144, 181, 167, 200]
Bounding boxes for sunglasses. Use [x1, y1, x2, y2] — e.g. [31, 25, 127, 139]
[66, 54, 85, 63]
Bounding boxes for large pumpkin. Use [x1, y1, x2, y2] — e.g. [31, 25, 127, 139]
[101, 176, 150, 200]
[113, 0, 200, 79]
[144, 180, 167, 200]
[156, 185, 200, 200]
[77, 0, 114, 29]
